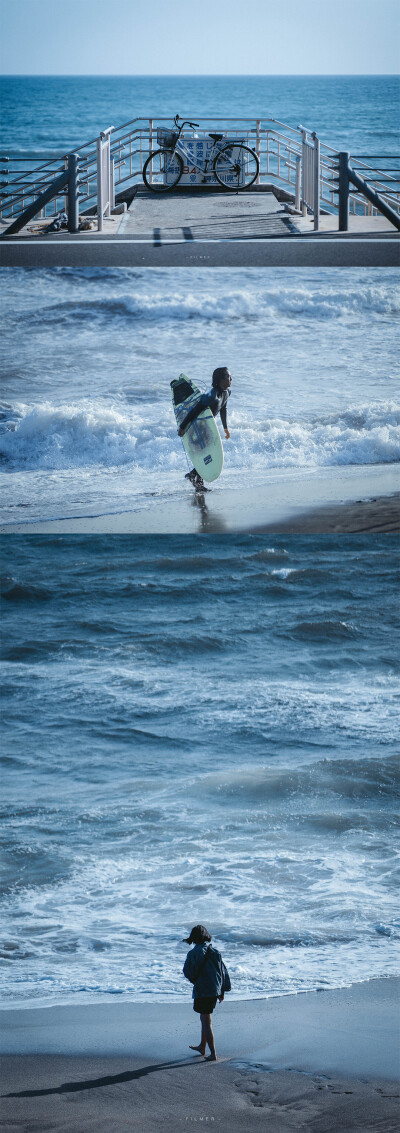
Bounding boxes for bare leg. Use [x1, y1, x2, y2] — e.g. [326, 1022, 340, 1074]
[189, 1015, 207, 1055]
[202, 1013, 217, 1060]
[188, 1015, 206, 1055]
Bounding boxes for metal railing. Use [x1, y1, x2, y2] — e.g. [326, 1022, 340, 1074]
[299, 127, 320, 230]
[337, 152, 400, 232]
[0, 153, 80, 236]
[1, 116, 399, 234]
[96, 128, 114, 231]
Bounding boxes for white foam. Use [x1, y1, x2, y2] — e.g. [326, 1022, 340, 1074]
[37, 283, 400, 324]
[2, 398, 399, 472]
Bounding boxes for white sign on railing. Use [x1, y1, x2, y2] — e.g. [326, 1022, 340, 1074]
[165, 137, 245, 187]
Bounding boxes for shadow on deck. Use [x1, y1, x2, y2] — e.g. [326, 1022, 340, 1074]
[119, 185, 299, 241]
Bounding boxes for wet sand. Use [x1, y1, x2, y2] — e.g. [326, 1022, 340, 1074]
[258, 492, 400, 534]
[1, 979, 399, 1132]
[1, 466, 399, 535]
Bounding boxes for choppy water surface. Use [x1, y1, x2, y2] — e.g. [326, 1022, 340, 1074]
[1, 535, 399, 1005]
[1, 268, 399, 525]
[0, 74, 398, 155]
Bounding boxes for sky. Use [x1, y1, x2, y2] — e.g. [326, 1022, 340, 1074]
[0, 0, 399, 75]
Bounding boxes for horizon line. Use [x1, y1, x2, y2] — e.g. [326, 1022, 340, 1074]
[1, 72, 399, 78]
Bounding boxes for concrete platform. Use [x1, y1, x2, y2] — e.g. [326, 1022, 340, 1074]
[1, 186, 399, 265]
[292, 211, 395, 236]
[119, 186, 298, 241]
[1, 233, 398, 267]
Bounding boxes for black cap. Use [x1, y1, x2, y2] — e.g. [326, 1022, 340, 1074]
[183, 924, 212, 945]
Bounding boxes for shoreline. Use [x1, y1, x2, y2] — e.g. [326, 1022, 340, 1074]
[1, 979, 399, 1132]
[1, 977, 398, 1077]
[1, 466, 399, 535]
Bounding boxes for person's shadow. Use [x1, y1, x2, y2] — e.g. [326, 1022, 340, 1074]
[3, 1057, 207, 1099]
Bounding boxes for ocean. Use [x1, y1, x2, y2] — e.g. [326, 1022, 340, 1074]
[1, 71, 399, 1017]
[1, 534, 399, 1007]
[0, 74, 398, 156]
[1, 267, 399, 527]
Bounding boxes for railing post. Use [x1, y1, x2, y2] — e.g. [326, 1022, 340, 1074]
[110, 156, 115, 210]
[295, 155, 301, 211]
[301, 128, 307, 216]
[64, 156, 68, 216]
[105, 137, 111, 218]
[313, 133, 320, 231]
[67, 153, 79, 233]
[338, 151, 350, 231]
[97, 136, 104, 232]
[0, 160, 8, 221]
[255, 119, 261, 185]
[148, 118, 154, 185]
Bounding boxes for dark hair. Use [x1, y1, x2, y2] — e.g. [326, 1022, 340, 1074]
[183, 924, 212, 945]
[212, 367, 231, 389]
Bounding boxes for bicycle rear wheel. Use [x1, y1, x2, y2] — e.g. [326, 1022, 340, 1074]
[213, 144, 259, 190]
[142, 149, 183, 192]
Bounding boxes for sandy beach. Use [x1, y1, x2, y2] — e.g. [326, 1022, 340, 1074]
[1, 979, 399, 1131]
[1, 465, 399, 535]
[258, 492, 400, 534]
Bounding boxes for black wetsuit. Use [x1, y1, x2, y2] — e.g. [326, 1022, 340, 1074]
[180, 386, 230, 434]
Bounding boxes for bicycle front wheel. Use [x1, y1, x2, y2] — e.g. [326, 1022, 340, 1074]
[142, 149, 183, 192]
[213, 144, 259, 190]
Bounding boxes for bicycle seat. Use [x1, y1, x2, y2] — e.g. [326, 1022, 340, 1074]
[209, 133, 224, 142]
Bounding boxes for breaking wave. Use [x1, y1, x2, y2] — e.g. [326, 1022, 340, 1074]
[22, 282, 400, 327]
[1, 399, 399, 471]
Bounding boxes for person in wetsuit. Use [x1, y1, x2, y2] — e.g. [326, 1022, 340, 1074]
[178, 367, 232, 489]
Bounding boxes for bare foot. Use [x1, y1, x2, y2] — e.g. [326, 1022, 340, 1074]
[189, 1045, 206, 1055]
[205, 1054, 218, 1061]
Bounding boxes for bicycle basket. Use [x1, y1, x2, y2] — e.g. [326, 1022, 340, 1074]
[156, 127, 178, 148]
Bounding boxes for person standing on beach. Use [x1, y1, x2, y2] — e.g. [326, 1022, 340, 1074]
[183, 924, 231, 1061]
[178, 367, 232, 490]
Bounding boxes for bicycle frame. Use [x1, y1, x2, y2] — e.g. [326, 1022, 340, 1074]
[168, 135, 246, 186]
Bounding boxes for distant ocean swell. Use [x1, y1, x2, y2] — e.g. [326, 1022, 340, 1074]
[14, 284, 400, 327]
[1, 400, 399, 471]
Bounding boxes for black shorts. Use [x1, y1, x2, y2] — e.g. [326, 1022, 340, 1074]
[193, 996, 218, 1014]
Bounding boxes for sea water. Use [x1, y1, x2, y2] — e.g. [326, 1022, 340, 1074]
[1, 535, 399, 1006]
[1, 74, 398, 156]
[1, 267, 399, 526]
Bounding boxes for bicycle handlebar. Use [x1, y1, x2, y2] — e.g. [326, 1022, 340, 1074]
[174, 114, 200, 130]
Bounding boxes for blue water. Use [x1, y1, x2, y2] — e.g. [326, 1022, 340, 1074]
[1, 534, 399, 1006]
[1, 267, 399, 527]
[1, 75, 399, 155]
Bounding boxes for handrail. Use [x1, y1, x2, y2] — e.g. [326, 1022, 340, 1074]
[338, 152, 400, 232]
[1, 117, 399, 232]
[1, 153, 80, 236]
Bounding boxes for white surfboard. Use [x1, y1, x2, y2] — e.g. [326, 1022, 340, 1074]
[171, 374, 224, 483]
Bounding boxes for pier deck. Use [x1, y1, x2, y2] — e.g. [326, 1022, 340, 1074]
[1, 184, 398, 266]
[119, 186, 299, 241]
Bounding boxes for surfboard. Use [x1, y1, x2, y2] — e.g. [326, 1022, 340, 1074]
[171, 374, 224, 483]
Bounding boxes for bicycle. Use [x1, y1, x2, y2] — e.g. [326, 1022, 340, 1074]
[142, 114, 259, 193]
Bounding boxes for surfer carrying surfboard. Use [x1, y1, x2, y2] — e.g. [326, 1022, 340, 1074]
[177, 367, 232, 490]
[183, 924, 231, 1061]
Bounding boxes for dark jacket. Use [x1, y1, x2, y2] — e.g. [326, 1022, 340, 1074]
[183, 943, 232, 999]
[180, 387, 230, 434]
